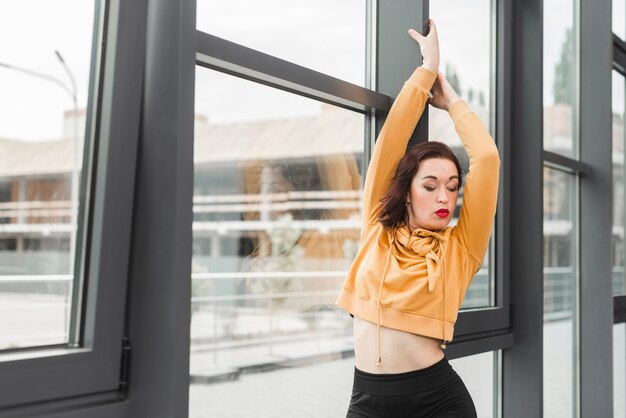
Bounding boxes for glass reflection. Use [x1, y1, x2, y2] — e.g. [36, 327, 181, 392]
[429, 0, 494, 309]
[615, 323, 626, 418]
[190, 67, 364, 416]
[543, 168, 577, 418]
[0, 0, 97, 350]
[196, 0, 365, 86]
[450, 351, 497, 418]
[614, 71, 626, 297]
[615, 0, 626, 40]
[543, 0, 577, 157]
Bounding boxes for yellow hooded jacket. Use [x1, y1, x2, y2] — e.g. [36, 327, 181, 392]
[336, 67, 500, 351]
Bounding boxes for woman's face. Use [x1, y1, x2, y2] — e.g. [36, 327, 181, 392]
[406, 157, 459, 231]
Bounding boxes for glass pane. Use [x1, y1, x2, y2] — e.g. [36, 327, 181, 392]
[190, 67, 364, 416]
[429, 0, 495, 309]
[614, 71, 626, 296]
[616, 323, 626, 418]
[615, 0, 626, 40]
[544, 0, 578, 157]
[196, 0, 366, 87]
[450, 351, 497, 418]
[543, 168, 578, 418]
[0, 1, 98, 349]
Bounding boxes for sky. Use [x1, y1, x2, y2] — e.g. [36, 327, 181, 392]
[1, 0, 621, 141]
[0, 1, 96, 142]
[195, 0, 366, 125]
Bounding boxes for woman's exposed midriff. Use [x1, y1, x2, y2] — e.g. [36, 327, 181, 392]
[353, 316, 445, 374]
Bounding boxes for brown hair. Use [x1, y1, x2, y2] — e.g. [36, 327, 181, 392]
[378, 141, 463, 229]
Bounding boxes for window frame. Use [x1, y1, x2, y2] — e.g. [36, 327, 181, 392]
[0, 0, 145, 411]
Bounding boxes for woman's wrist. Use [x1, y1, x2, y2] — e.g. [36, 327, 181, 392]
[447, 96, 462, 109]
[421, 59, 438, 74]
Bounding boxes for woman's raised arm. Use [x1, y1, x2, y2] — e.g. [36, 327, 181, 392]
[430, 72, 500, 264]
[361, 20, 440, 228]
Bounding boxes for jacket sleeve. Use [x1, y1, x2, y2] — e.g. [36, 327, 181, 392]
[449, 101, 501, 263]
[362, 67, 437, 230]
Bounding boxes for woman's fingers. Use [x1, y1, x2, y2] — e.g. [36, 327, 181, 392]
[408, 28, 423, 43]
[409, 19, 440, 73]
[408, 19, 436, 42]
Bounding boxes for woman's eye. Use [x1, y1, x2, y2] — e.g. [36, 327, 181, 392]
[424, 186, 436, 191]
[448, 186, 459, 192]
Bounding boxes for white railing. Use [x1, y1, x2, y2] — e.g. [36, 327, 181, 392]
[2, 266, 622, 377]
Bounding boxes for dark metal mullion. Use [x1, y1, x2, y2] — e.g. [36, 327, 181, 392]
[455, 308, 510, 336]
[579, 2, 613, 416]
[614, 34, 626, 73]
[446, 332, 513, 360]
[495, 0, 512, 335]
[195, 31, 390, 115]
[0, 391, 127, 417]
[375, 0, 428, 141]
[494, 0, 512, 414]
[502, 0, 544, 414]
[125, 0, 195, 416]
[542, 150, 591, 176]
[616, 295, 626, 323]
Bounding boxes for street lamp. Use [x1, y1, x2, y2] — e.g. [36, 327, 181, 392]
[0, 56, 80, 276]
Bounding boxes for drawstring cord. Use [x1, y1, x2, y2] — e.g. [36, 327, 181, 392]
[440, 246, 448, 349]
[375, 231, 394, 367]
[374, 228, 449, 365]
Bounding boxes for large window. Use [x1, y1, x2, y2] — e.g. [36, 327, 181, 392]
[190, 67, 365, 416]
[0, 1, 96, 350]
[190, 2, 375, 415]
[543, 168, 578, 418]
[0, 0, 144, 412]
[188, 1, 513, 417]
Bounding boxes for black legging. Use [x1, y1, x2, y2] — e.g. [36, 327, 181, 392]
[346, 356, 477, 418]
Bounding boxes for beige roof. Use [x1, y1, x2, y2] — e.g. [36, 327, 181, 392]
[0, 110, 364, 177]
[193, 109, 364, 165]
[0, 138, 83, 178]
[0, 103, 499, 178]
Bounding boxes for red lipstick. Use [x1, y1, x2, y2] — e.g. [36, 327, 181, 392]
[435, 209, 449, 218]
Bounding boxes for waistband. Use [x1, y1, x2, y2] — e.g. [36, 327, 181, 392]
[352, 356, 456, 396]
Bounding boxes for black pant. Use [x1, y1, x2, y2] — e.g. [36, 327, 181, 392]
[346, 357, 477, 418]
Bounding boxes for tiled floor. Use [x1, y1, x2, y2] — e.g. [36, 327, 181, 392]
[190, 357, 355, 418]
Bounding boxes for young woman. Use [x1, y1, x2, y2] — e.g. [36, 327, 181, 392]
[336, 20, 500, 417]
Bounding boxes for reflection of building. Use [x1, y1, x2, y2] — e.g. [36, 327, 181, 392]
[4, 101, 620, 305]
[192, 107, 364, 271]
[544, 102, 626, 303]
[0, 110, 86, 274]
